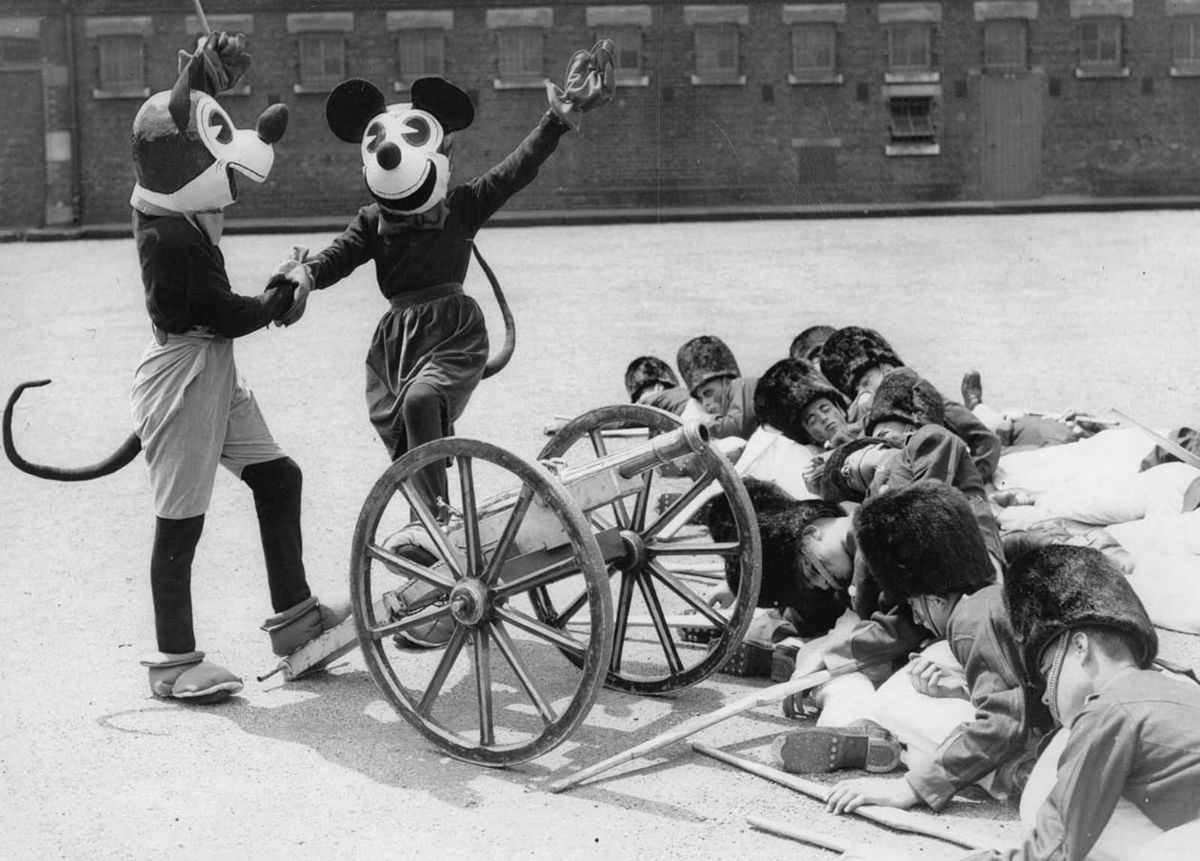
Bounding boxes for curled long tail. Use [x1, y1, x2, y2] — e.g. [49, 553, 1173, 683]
[473, 244, 515, 379]
[4, 379, 142, 481]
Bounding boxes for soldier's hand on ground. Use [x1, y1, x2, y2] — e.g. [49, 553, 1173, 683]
[826, 775, 920, 815]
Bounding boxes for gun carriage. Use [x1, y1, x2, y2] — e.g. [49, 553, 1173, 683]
[280, 404, 762, 766]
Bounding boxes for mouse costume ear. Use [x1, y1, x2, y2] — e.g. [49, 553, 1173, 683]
[410, 76, 474, 133]
[326, 79, 388, 143]
[168, 32, 252, 131]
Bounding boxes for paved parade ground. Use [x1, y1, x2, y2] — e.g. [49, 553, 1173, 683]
[2, 211, 1199, 859]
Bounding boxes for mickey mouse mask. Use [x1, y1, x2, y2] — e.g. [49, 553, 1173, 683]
[326, 77, 475, 216]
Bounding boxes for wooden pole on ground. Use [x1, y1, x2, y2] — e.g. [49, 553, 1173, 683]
[693, 742, 992, 850]
[546, 666, 834, 793]
[746, 816, 855, 854]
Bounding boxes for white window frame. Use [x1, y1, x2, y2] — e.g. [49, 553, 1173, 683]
[783, 5, 845, 85]
[790, 24, 839, 83]
[388, 11, 452, 92]
[587, 7, 652, 86]
[488, 8, 552, 90]
[86, 17, 151, 99]
[1168, 3, 1200, 76]
[1070, 1, 1131, 78]
[684, 6, 747, 86]
[883, 83, 941, 157]
[288, 13, 354, 94]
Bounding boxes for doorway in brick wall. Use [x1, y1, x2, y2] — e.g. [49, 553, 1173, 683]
[0, 68, 46, 228]
[980, 72, 1043, 200]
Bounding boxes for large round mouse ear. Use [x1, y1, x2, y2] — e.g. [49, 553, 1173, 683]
[410, 77, 474, 133]
[326, 79, 387, 143]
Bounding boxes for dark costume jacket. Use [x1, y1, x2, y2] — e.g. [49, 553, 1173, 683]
[302, 112, 570, 455]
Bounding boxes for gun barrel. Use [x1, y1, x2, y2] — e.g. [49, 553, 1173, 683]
[615, 421, 709, 479]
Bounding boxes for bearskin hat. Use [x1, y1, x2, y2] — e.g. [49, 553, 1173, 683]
[814, 435, 901, 503]
[854, 479, 995, 601]
[754, 358, 848, 445]
[864, 367, 946, 434]
[789, 325, 837, 363]
[676, 335, 740, 395]
[1004, 544, 1157, 678]
[817, 326, 904, 398]
[706, 477, 847, 622]
[624, 355, 680, 402]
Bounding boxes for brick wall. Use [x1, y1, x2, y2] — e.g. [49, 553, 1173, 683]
[8, 0, 1200, 224]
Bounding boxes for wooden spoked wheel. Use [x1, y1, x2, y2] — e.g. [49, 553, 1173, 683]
[350, 437, 613, 766]
[531, 404, 761, 695]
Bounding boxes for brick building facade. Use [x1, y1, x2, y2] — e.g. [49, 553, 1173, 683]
[3, 1, 1200, 227]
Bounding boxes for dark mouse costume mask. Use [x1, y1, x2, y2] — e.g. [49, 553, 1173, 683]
[325, 77, 475, 216]
[131, 32, 287, 216]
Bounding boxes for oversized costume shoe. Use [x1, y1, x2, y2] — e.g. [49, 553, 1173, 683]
[142, 650, 243, 704]
[261, 596, 352, 677]
[772, 720, 902, 774]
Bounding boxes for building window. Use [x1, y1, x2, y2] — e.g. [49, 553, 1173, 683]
[298, 33, 345, 92]
[885, 94, 939, 155]
[397, 30, 445, 84]
[587, 6, 652, 85]
[694, 24, 741, 82]
[888, 23, 933, 72]
[607, 25, 646, 83]
[497, 27, 544, 82]
[1172, 17, 1200, 75]
[1077, 18, 1123, 75]
[983, 19, 1028, 72]
[97, 35, 145, 95]
[0, 36, 39, 67]
[791, 24, 837, 79]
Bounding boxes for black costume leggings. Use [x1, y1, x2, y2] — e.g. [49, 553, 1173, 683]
[393, 381, 449, 516]
[150, 456, 311, 654]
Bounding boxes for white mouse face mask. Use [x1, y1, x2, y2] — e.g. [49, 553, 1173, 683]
[131, 89, 288, 214]
[360, 105, 449, 215]
[326, 76, 475, 217]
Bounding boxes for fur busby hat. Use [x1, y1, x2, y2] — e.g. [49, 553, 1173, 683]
[818, 327, 904, 398]
[754, 358, 848, 445]
[1004, 545, 1157, 678]
[707, 477, 847, 613]
[854, 479, 995, 601]
[676, 335, 740, 395]
[790, 325, 837, 363]
[864, 367, 946, 434]
[624, 355, 680, 402]
[815, 435, 900, 503]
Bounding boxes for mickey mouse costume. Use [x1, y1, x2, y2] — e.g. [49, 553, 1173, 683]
[129, 33, 347, 702]
[280, 43, 614, 519]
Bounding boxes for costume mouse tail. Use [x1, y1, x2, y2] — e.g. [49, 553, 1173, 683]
[473, 244, 516, 380]
[4, 379, 142, 481]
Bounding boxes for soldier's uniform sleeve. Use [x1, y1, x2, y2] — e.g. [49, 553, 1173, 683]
[905, 593, 1030, 811]
[943, 401, 1002, 484]
[955, 703, 1137, 861]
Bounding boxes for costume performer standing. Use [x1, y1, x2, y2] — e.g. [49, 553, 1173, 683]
[277, 43, 614, 526]
[130, 33, 346, 702]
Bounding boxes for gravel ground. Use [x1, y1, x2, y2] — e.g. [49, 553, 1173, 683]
[2, 211, 1198, 860]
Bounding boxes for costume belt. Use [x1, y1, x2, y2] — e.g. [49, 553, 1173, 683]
[387, 282, 463, 312]
[152, 323, 217, 345]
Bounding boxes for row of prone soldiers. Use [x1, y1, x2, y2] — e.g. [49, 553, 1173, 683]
[619, 325, 1200, 861]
